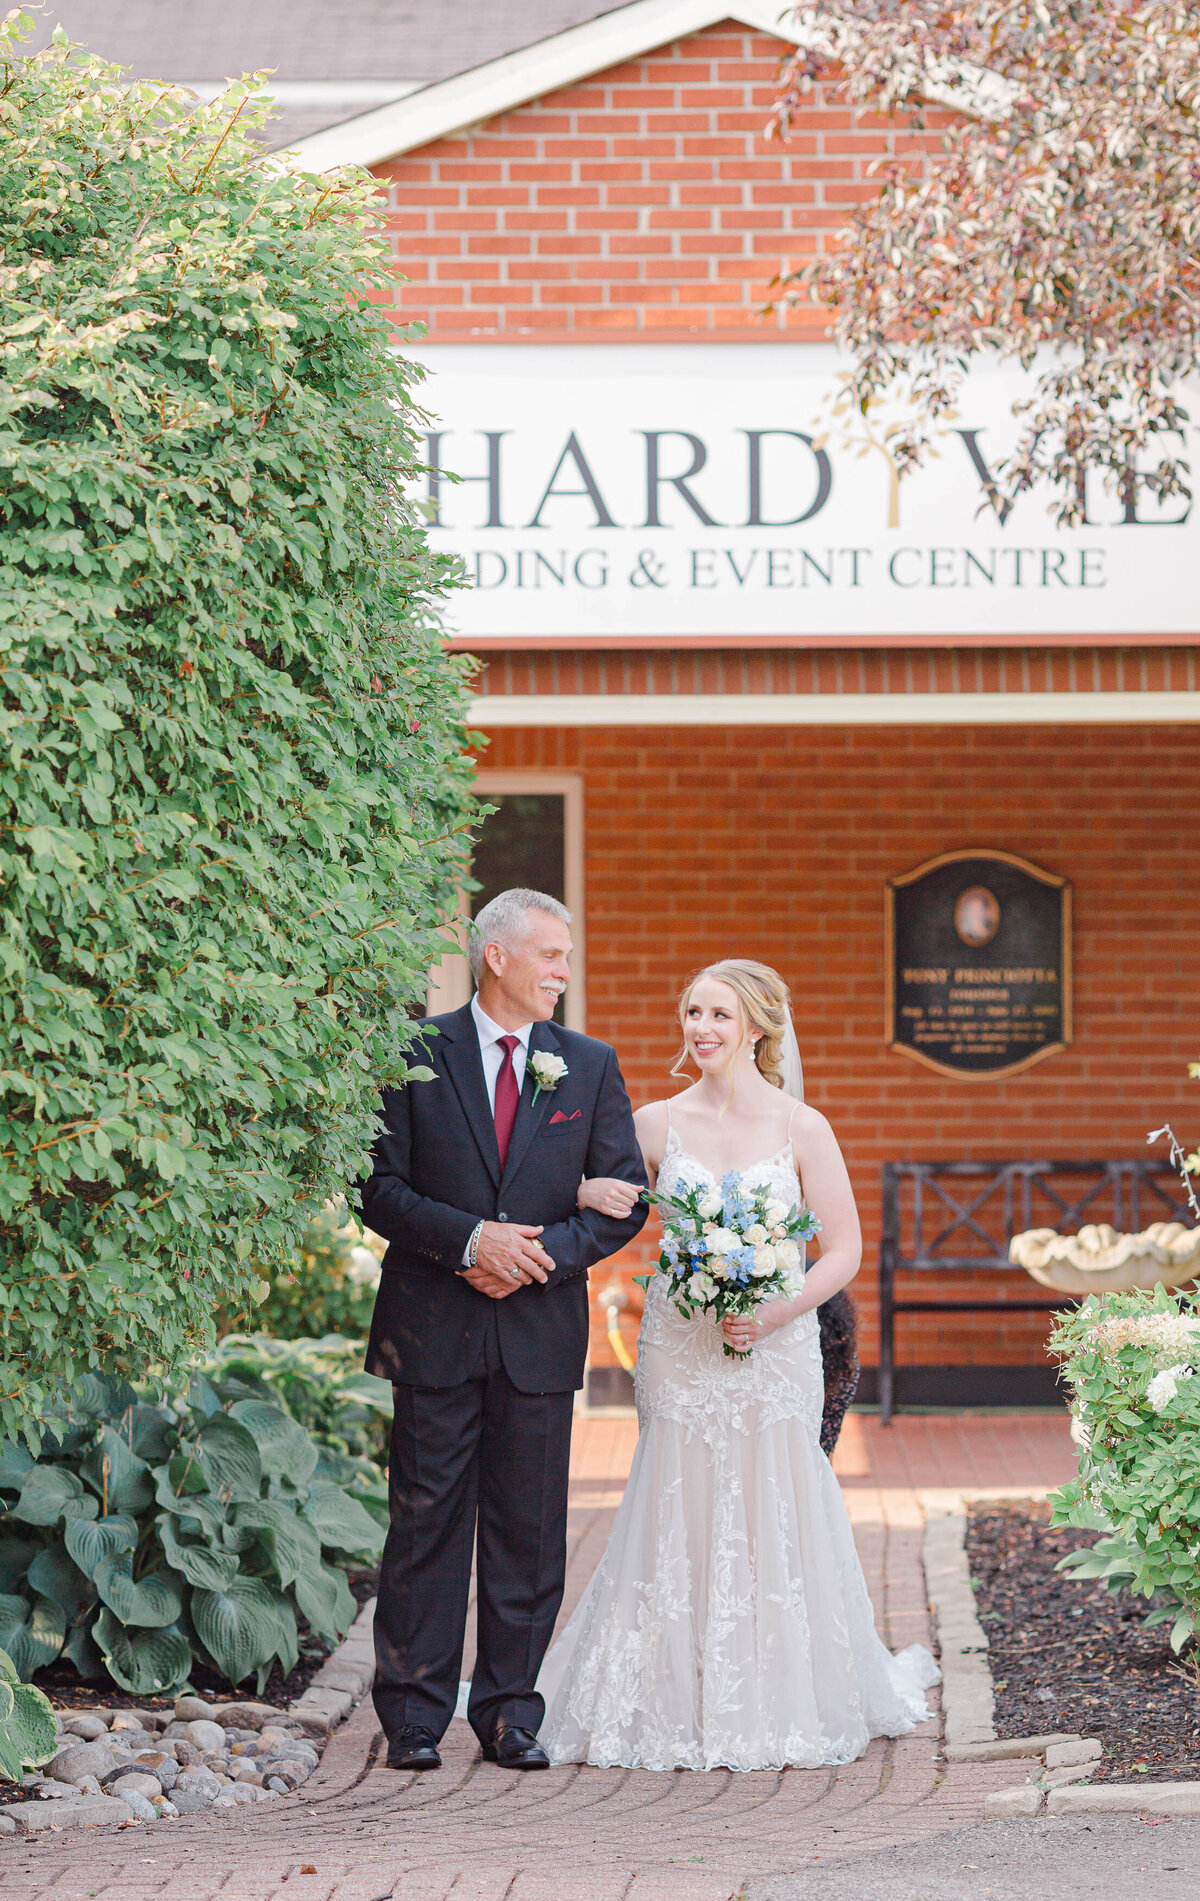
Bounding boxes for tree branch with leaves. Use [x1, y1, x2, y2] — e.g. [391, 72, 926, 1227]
[771, 1, 1200, 525]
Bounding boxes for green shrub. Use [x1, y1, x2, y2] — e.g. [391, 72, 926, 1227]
[248, 1207, 381, 1344]
[1048, 1286, 1200, 1652]
[0, 16, 475, 1443]
[201, 1334, 393, 1472]
[0, 1369, 384, 1693]
[0, 1644, 56, 1782]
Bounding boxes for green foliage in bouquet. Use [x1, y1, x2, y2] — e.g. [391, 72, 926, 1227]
[0, 1644, 56, 1782]
[1048, 1286, 1200, 1653]
[200, 1335, 393, 1474]
[0, 1370, 383, 1693]
[0, 15, 475, 1443]
[249, 1208, 380, 1344]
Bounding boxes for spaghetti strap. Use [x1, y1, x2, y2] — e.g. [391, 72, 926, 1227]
[785, 1100, 800, 1147]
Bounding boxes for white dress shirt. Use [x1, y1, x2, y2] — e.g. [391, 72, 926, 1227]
[471, 993, 533, 1112]
[461, 997, 534, 1266]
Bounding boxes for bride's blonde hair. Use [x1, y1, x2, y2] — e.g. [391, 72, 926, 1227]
[672, 959, 792, 1090]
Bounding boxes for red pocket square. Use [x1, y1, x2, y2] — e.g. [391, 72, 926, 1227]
[549, 1109, 581, 1123]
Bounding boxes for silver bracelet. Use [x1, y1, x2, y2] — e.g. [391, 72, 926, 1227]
[466, 1220, 484, 1270]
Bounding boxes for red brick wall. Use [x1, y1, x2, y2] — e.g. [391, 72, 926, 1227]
[478, 721, 1200, 1372]
[376, 20, 942, 342]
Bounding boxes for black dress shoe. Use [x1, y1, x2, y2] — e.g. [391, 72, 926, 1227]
[480, 1721, 550, 1769]
[386, 1724, 442, 1771]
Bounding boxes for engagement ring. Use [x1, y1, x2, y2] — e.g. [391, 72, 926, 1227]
[510, 1267, 522, 1280]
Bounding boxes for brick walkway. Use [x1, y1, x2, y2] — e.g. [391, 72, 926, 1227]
[0, 1412, 1077, 1901]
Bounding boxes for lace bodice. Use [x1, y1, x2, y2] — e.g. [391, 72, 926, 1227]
[637, 1115, 822, 1446]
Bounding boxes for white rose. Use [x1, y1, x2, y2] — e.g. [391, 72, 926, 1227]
[697, 1273, 717, 1300]
[708, 1255, 730, 1281]
[697, 1187, 723, 1220]
[705, 1228, 742, 1256]
[751, 1244, 777, 1279]
[687, 1272, 709, 1302]
[745, 1224, 768, 1247]
[764, 1199, 789, 1228]
[775, 1238, 801, 1271]
[530, 1052, 568, 1089]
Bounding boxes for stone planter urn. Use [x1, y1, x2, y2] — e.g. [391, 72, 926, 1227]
[1009, 1221, 1200, 1295]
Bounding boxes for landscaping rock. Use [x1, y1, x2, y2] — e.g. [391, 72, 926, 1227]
[174, 1695, 221, 1724]
[173, 1738, 207, 1767]
[179, 1718, 227, 1753]
[174, 1768, 223, 1803]
[212, 1702, 282, 1730]
[114, 1789, 158, 1824]
[61, 1714, 110, 1743]
[169, 1784, 218, 1816]
[45, 1740, 120, 1787]
[109, 1772, 165, 1803]
[266, 1776, 291, 1795]
[131, 1751, 178, 1791]
[0, 1814, 15, 1835]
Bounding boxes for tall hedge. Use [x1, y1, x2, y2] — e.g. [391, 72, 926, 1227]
[0, 20, 474, 1440]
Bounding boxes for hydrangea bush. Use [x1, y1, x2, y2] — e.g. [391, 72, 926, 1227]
[0, 17, 475, 1442]
[1048, 1287, 1200, 1652]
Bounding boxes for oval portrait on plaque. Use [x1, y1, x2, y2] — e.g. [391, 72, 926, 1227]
[954, 885, 1000, 947]
[885, 849, 1072, 1079]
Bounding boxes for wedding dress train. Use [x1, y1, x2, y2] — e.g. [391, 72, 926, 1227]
[537, 1124, 938, 1771]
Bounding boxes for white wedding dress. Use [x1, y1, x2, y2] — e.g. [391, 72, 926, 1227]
[537, 1116, 938, 1772]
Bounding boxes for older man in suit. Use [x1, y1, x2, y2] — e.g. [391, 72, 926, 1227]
[360, 888, 647, 1771]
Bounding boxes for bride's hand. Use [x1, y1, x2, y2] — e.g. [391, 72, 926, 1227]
[722, 1299, 792, 1354]
[577, 1176, 643, 1219]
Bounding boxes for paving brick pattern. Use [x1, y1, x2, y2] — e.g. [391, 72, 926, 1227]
[0, 1413, 1075, 1900]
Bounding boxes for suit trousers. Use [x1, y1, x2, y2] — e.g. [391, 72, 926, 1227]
[372, 1305, 575, 1744]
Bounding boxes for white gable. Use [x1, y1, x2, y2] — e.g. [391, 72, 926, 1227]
[288, 1, 803, 171]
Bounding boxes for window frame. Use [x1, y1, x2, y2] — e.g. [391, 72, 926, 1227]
[427, 770, 586, 1031]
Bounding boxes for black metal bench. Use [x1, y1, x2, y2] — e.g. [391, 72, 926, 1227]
[877, 1159, 1192, 1424]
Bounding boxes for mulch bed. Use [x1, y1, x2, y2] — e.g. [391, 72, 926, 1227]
[29, 1566, 380, 1718]
[967, 1501, 1200, 1783]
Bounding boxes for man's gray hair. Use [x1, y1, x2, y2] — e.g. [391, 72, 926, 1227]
[468, 888, 572, 981]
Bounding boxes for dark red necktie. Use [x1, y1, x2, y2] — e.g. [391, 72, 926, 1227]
[493, 1035, 521, 1169]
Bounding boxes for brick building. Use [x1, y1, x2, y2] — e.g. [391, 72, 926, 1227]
[56, 0, 1200, 1406]
[293, 0, 1200, 1408]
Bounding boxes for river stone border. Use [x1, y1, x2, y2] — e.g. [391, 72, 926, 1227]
[1, 1595, 376, 1839]
[919, 1488, 1200, 1819]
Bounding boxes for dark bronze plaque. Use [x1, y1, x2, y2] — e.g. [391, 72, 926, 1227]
[885, 850, 1072, 1079]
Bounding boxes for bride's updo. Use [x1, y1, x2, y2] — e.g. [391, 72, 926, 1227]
[673, 958, 792, 1089]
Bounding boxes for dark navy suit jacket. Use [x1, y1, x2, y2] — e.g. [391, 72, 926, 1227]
[360, 1003, 648, 1393]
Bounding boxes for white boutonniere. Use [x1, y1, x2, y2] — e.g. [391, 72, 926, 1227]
[530, 1051, 568, 1104]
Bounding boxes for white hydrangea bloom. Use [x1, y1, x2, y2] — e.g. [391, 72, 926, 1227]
[1145, 1363, 1195, 1413]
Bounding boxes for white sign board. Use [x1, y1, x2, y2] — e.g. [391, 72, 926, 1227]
[412, 344, 1197, 645]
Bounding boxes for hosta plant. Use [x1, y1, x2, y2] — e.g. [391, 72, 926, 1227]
[1048, 1286, 1200, 1652]
[199, 1335, 393, 1479]
[0, 1643, 56, 1783]
[0, 1371, 383, 1693]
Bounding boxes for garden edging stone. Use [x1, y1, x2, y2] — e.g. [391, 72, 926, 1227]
[921, 1490, 1200, 1820]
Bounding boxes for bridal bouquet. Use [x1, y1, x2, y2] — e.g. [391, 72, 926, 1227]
[640, 1174, 822, 1357]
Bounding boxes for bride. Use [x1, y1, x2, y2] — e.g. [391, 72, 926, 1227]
[536, 958, 937, 1773]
